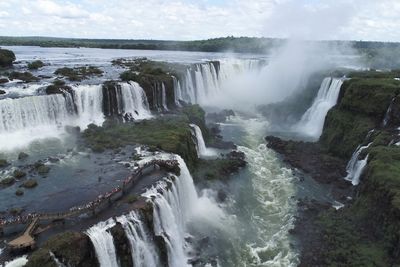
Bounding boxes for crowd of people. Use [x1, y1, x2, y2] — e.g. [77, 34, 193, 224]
[0, 159, 174, 227]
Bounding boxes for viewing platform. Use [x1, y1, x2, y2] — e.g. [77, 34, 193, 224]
[4, 159, 179, 252]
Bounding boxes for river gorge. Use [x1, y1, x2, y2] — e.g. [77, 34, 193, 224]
[0, 44, 399, 267]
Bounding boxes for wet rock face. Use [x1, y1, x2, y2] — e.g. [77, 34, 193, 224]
[265, 136, 349, 187]
[110, 223, 133, 267]
[26, 231, 99, 267]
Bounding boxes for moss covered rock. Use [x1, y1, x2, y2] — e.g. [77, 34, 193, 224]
[0, 159, 8, 168]
[22, 179, 37, 188]
[109, 223, 133, 267]
[0, 48, 16, 67]
[13, 169, 27, 179]
[55, 66, 103, 81]
[9, 71, 39, 83]
[27, 60, 44, 70]
[83, 115, 199, 169]
[1, 177, 15, 186]
[26, 231, 98, 267]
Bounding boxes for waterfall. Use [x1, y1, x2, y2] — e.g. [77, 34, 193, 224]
[72, 85, 105, 128]
[49, 251, 66, 267]
[143, 155, 225, 267]
[382, 97, 396, 127]
[344, 142, 372, 185]
[143, 157, 197, 267]
[295, 77, 343, 139]
[116, 211, 160, 267]
[119, 82, 152, 120]
[0, 94, 72, 134]
[172, 76, 183, 106]
[190, 124, 216, 157]
[86, 219, 119, 267]
[0, 81, 153, 150]
[161, 83, 168, 111]
[0, 94, 75, 150]
[175, 60, 261, 105]
[2, 256, 28, 267]
[84, 153, 225, 267]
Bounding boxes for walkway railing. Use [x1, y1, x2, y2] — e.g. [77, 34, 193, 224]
[0, 159, 179, 228]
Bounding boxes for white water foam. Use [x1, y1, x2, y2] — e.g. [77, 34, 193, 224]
[2, 256, 28, 267]
[190, 124, 217, 158]
[116, 211, 160, 267]
[295, 77, 343, 139]
[86, 218, 118, 267]
[119, 81, 152, 119]
[345, 143, 372, 185]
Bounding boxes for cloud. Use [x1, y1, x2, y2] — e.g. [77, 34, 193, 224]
[0, 0, 399, 41]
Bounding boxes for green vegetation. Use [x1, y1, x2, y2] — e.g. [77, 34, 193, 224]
[193, 152, 246, 182]
[304, 71, 400, 266]
[0, 48, 15, 67]
[26, 231, 97, 267]
[54, 66, 103, 81]
[320, 77, 400, 158]
[0, 36, 280, 54]
[83, 116, 198, 169]
[125, 194, 138, 204]
[27, 60, 44, 70]
[118, 58, 176, 109]
[8, 71, 39, 82]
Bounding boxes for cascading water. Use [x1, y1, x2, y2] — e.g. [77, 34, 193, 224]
[382, 97, 396, 127]
[161, 83, 168, 111]
[0, 94, 74, 150]
[86, 219, 119, 267]
[344, 142, 372, 185]
[119, 82, 152, 119]
[0, 81, 152, 150]
[2, 256, 28, 267]
[49, 251, 66, 267]
[116, 211, 160, 267]
[176, 60, 262, 106]
[172, 76, 183, 106]
[295, 77, 343, 139]
[143, 155, 226, 267]
[190, 124, 216, 157]
[84, 153, 225, 267]
[72, 84, 105, 128]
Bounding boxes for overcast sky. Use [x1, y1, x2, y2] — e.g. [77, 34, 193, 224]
[0, 0, 399, 42]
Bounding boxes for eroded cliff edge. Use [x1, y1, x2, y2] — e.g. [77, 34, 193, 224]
[267, 72, 400, 266]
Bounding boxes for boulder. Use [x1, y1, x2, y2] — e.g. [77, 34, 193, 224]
[18, 152, 29, 160]
[22, 179, 38, 189]
[0, 49, 16, 67]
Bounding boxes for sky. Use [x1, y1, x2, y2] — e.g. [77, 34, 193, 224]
[0, 0, 400, 42]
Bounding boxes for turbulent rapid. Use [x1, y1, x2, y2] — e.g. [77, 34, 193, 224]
[0, 46, 354, 267]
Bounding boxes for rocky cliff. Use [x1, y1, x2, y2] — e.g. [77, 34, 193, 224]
[267, 72, 400, 266]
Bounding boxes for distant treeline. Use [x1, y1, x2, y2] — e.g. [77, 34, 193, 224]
[0, 36, 285, 54]
[1, 36, 400, 69]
